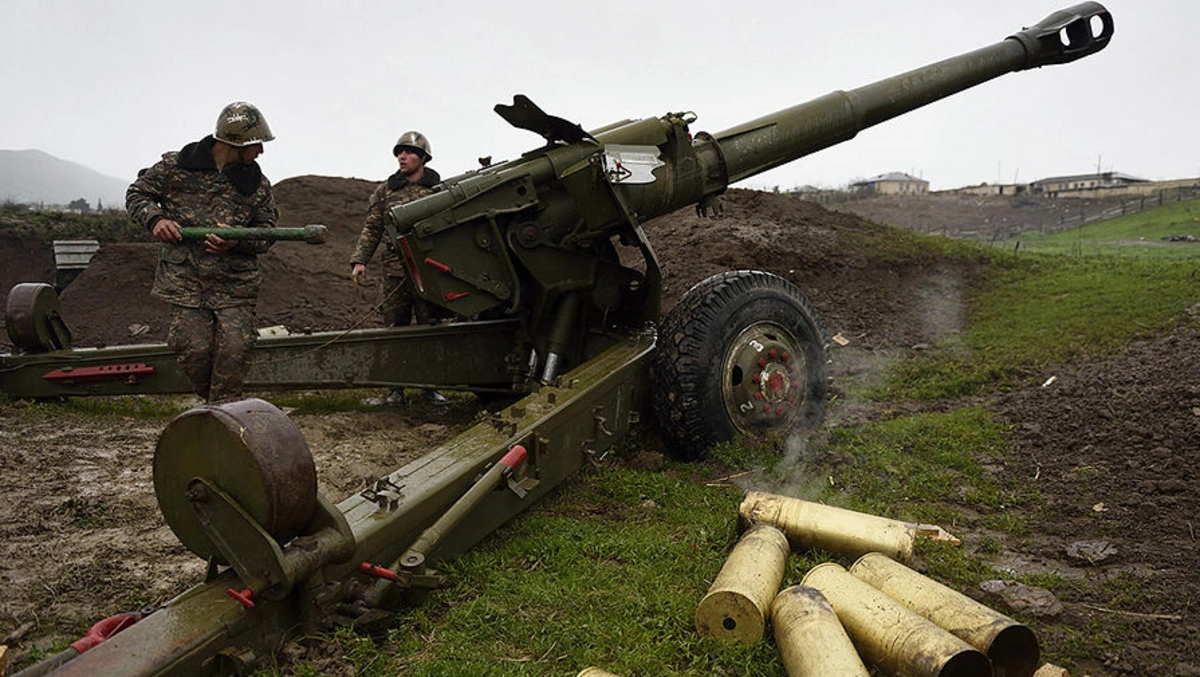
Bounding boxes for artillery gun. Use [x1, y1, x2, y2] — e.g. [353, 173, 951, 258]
[5, 4, 1112, 676]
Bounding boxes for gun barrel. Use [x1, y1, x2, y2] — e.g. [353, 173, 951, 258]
[713, 2, 1113, 184]
[176, 224, 328, 244]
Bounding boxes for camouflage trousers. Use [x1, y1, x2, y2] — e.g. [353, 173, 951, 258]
[380, 274, 436, 327]
[167, 304, 257, 403]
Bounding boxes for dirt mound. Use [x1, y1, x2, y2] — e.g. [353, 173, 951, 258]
[4, 182, 960, 353]
[1, 177, 1196, 673]
[650, 188, 972, 351]
[42, 175, 379, 349]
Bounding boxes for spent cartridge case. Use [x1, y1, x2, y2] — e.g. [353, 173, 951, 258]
[802, 562, 992, 677]
[771, 585, 870, 677]
[576, 668, 623, 677]
[739, 490, 917, 563]
[694, 524, 789, 643]
[851, 552, 1039, 677]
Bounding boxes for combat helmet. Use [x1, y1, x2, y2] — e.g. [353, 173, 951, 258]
[214, 102, 275, 147]
[393, 131, 432, 161]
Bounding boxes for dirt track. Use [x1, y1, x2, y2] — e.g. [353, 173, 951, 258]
[1, 180, 1196, 674]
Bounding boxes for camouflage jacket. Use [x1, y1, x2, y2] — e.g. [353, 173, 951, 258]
[350, 167, 441, 277]
[126, 136, 277, 309]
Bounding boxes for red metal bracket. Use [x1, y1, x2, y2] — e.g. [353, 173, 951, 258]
[42, 363, 156, 384]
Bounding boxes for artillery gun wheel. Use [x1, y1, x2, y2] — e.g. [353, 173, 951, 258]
[154, 398, 318, 563]
[5, 282, 72, 352]
[652, 270, 827, 460]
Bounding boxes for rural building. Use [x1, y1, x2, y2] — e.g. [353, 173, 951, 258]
[946, 182, 1025, 197]
[850, 172, 929, 195]
[1030, 171, 1147, 197]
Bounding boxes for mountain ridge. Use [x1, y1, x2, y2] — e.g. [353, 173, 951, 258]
[0, 149, 131, 208]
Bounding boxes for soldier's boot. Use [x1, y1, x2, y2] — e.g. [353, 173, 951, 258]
[422, 389, 448, 405]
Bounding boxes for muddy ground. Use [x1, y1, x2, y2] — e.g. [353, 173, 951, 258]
[1, 181, 1197, 675]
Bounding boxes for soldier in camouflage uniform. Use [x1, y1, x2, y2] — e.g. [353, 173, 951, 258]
[350, 131, 440, 327]
[351, 131, 448, 405]
[126, 102, 277, 403]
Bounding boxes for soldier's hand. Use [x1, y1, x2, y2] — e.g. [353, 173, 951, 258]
[152, 219, 183, 243]
[351, 263, 367, 284]
[205, 223, 240, 253]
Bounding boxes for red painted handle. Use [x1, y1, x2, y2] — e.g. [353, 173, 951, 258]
[227, 588, 256, 609]
[70, 612, 143, 653]
[358, 562, 401, 581]
[499, 445, 528, 470]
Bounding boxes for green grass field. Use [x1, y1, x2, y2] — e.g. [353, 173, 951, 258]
[1001, 198, 1200, 259]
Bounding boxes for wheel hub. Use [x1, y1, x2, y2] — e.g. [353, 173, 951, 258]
[722, 323, 809, 434]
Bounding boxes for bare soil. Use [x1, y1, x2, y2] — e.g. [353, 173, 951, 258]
[1, 181, 1196, 675]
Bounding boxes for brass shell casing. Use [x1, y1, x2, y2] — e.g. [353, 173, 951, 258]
[851, 553, 1039, 677]
[576, 668, 623, 677]
[801, 563, 992, 677]
[694, 524, 790, 643]
[771, 585, 870, 677]
[739, 490, 915, 563]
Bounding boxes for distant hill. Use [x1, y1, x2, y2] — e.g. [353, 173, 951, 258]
[0, 149, 130, 209]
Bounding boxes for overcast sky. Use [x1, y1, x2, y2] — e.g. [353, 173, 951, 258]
[1, 0, 1190, 192]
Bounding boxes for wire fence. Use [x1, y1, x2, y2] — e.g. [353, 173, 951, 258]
[951, 187, 1200, 242]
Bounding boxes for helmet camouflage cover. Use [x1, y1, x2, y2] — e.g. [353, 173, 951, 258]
[393, 131, 431, 161]
[214, 102, 275, 146]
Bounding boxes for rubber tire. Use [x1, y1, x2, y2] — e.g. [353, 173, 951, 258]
[652, 270, 828, 460]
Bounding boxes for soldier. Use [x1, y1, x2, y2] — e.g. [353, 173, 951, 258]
[351, 130, 448, 405]
[126, 102, 277, 404]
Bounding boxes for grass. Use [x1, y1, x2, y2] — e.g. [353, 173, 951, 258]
[392, 471, 755, 676]
[0, 205, 149, 242]
[1002, 198, 1200, 259]
[817, 407, 1022, 526]
[875, 254, 1199, 400]
[250, 400, 1041, 675]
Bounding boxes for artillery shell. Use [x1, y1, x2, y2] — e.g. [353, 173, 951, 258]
[738, 490, 917, 563]
[576, 668, 623, 677]
[802, 562, 992, 677]
[694, 524, 789, 643]
[851, 552, 1039, 677]
[771, 585, 870, 677]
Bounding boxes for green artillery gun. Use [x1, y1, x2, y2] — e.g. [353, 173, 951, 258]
[6, 4, 1112, 676]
